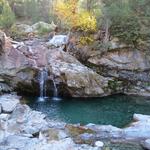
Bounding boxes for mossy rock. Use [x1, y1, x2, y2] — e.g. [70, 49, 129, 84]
[65, 124, 95, 137]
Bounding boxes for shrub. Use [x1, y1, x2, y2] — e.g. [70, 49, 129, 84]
[55, 0, 97, 32]
[0, 0, 15, 29]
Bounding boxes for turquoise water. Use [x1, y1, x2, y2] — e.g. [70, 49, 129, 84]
[23, 94, 150, 128]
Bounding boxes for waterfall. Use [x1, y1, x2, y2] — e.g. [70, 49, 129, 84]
[52, 77, 61, 101]
[52, 78, 58, 97]
[38, 68, 48, 101]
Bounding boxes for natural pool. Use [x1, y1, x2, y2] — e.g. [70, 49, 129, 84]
[22, 94, 150, 128]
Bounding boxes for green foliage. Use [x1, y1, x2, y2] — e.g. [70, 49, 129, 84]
[79, 36, 94, 45]
[36, 25, 52, 36]
[9, 24, 26, 40]
[102, 0, 150, 45]
[0, 0, 15, 29]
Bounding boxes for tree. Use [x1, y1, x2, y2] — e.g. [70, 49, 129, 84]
[55, 0, 97, 32]
[0, 0, 15, 28]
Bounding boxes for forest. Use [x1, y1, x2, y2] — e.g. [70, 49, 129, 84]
[0, 0, 150, 46]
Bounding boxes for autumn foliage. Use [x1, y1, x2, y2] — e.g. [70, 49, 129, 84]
[55, 0, 97, 32]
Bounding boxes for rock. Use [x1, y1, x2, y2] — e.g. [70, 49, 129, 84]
[0, 36, 110, 97]
[95, 141, 104, 147]
[88, 48, 150, 96]
[65, 124, 95, 137]
[133, 114, 150, 121]
[0, 95, 19, 113]
[40, 128, 68, 142]
[47, 49, 108, 97]
[25, 138, 76, 150]
[0, 114, 10, 121]
[86, 124, 123, 139]
[142, 139, 150, 150]
[15, 24, 33, 34]
[7, 104, 49, 134]
[0, 135, 39, 150]
[32, 21, 57, 33]
[0, 104, 1, 114]
[47, 35, 69, 47]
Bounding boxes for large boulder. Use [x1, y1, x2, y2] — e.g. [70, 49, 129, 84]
[46, 49, 108, 97]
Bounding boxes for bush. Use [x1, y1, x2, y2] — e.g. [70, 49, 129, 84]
[55, 0, 97, 32]
[0, 0, 15, 29]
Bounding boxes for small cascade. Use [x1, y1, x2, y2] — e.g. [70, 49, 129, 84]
[52, 77, 61, 101]
[38, 68, 48, 101]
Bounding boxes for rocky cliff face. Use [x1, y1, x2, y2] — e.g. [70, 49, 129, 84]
[0, 33, 111, 97]
[87, 47, 150, 96]
[0, 30, 150, 97]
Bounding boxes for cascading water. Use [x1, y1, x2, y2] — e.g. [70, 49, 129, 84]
[38, 68, 48, 101]
[52, 77, 61, 101]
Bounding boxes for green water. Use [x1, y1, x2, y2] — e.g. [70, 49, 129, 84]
[23, 94, 150, 128]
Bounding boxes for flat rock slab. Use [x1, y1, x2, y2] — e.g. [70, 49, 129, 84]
[0, 95, 20, 113]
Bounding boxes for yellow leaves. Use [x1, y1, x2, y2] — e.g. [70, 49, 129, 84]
[55, 0, 97, 32]
[77, 11, 97, 32]
[79, 36, 94, 45]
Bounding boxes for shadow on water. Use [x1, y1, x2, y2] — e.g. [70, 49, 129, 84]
[21, 94, 150, 128]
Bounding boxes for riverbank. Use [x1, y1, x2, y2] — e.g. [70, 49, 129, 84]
[0, 94, 150, 150]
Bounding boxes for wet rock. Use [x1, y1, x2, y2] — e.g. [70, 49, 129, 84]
[0, 95, 19, 113]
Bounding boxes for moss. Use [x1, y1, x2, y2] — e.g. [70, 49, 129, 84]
[108, 80, 123, 92]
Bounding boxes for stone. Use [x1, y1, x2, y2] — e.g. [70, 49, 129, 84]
[32, 21, 56, 33]
[15, 24, 33, 34]
[0, 95, 19, 113]
[0, 135, 39, 150]
[95, 141, 104, 147]
[39, 128, 68, 142]
[47, 35, 69, 47]
[0, 104, 2, 114]
[142, 139, 150, 150]
[0, 114, 10, 121]
[25, 138, 76, 150]
[65, 124, 95, 137]
[7, 104, 49, 134]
